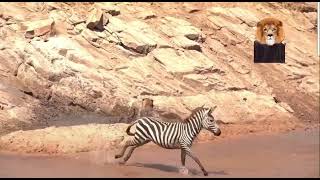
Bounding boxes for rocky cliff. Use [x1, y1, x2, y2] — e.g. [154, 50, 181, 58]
[0, 2, 318, 154]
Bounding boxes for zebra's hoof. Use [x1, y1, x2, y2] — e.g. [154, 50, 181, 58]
[203, 171, 208, 176]
[179, 167, 189, 175]
[118, 160, 126, 165]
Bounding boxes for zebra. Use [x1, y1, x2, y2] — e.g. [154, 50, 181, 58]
[115, 106, 221, 176]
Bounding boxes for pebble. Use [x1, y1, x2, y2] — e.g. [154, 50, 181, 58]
[0, 44, 5, 50]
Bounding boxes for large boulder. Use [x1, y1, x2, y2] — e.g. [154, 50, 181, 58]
[86, 7, 108, 31]
[23, 18, 55, 39]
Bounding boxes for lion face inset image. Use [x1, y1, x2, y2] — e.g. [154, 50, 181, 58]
[256, 18, 285, 46]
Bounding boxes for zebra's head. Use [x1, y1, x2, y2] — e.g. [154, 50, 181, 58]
[201, 106, 221, 136]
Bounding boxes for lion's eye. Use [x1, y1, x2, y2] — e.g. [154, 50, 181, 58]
[263, 28, 267, 31]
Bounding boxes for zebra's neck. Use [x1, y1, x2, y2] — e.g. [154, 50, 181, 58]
[184, 111, 203, 141]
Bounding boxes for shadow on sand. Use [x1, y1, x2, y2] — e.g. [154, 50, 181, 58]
[130, 162, 229, 176]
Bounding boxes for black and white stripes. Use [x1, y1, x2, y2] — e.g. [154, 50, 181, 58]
[115, 106, 221, 176]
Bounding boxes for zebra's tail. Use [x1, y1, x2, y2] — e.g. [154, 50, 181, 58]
[126, 119, 139, 136]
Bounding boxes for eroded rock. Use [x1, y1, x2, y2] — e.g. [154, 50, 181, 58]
[152, 48, 215, 75]
[160, 16, 204, 41]
[0, 123, 128, 154]
[171, 36, 201, 51]
[23, 18, 55, 39]
[137, 10, 156, 20]
[96, 2, 121, 16]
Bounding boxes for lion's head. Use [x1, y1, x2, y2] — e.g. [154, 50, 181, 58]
[256, 18, 285, 46]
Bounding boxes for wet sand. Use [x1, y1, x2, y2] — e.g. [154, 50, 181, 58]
[0, 127, 319, 178]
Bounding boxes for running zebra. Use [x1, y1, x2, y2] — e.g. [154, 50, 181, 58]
[115, 106, 221, 176]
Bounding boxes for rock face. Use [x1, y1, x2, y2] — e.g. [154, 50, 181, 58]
[0, 2, 318, 154]
[0, 123, 128, 154]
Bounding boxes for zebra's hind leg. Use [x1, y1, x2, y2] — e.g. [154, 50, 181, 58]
[115, 138, 137, 159]
[122, 140, 150, 164]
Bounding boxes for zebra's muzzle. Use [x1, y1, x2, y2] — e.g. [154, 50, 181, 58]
[213, 129, 221, 136]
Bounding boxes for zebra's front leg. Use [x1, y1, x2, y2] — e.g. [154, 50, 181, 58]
[183, 148, 208, 176]
[181, 150, 186, 166]
[179, 150, 189, 175]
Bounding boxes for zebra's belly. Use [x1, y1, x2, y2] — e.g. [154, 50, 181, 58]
[143, 130, 180, 149]
[156, 140, 181, 149]
[154, 142, 180, 149]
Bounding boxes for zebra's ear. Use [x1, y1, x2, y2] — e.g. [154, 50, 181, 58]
[212, 106, 217, 112]
[209, 106, 217, 114]
[205, 108, 211, 114]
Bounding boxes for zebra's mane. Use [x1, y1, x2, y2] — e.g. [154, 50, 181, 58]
[184, 107, 208, 123]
